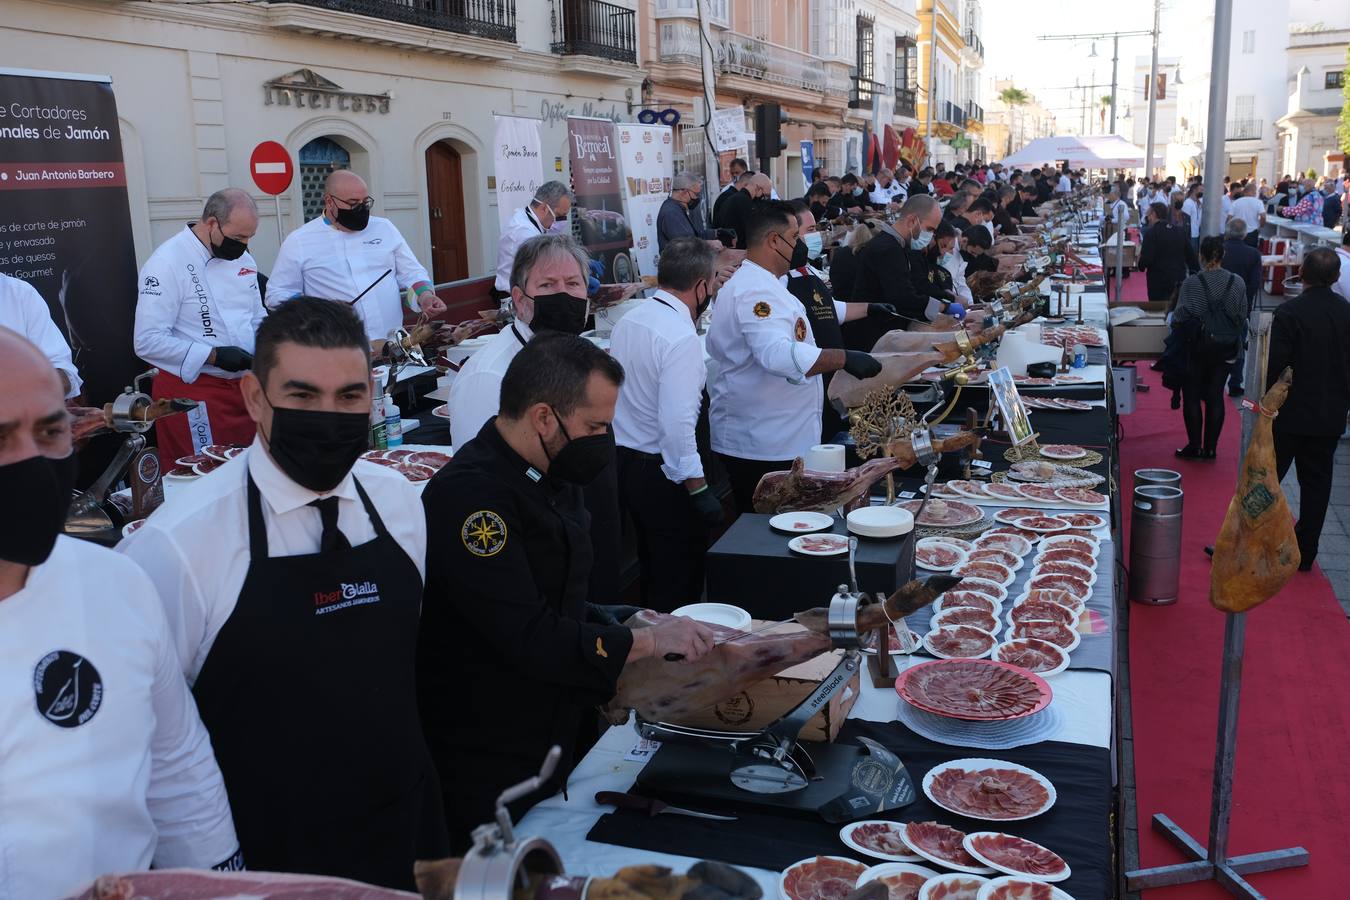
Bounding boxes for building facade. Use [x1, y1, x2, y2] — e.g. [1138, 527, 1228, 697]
[984, 78, 1057, 160]
[4, 0, 645, 281]
[1122, 55, 1180, 171]
[1275, 22, 1349, 178]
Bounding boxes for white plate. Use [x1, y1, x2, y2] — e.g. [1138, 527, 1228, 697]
[1038, 533, 1101, 550]
[976, 876, 1076, 900]
[1012, 591, 1087, 619]
[946, 577, 1009, 604]
[952, 559, 1015, 587]
[919, 873, 991, 899]
[946, 480, 991, 501]
[896, 822, 996, 875]
[916, 541, 969, 572]
[1029, 560, 1097, 589]
[163, 470, 198, 483]
[671, 603, 751, 630]
[432, 404, 450, 419]
[922, 758, 1057, 822]
[993, 508, 1040, 526]
[780, 856, 869, 900]
[1002, 615, 1083, 652]
[848, 505, 915, 539]
[121, 519, 147, 538]
[963, 833, 1071, 883]
[924, 625, 998, 659]
[965, 548, 1024, 573]
[855, 862, 943, 892]
[932, 608, 1001, 635]
[1056, 512, 1107, 530]
[1039, 445, 1087, 461]
[1014, 516, 1073, 535]
[1053, 488, 1106, 507]
[920, 535, 975, 553]
[788, 533, 850, 556]
[972, 533, 1033, 559]
[771, 511, 835, 534]
[993, 638, 1071, 678]
[838, 820, 922, 862]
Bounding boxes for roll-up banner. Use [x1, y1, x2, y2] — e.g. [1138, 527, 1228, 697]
[0, 68, 140, 406]
[616, 123, 671, 278]
[492, 114, 544, 235]
[566, 116, 634, 283]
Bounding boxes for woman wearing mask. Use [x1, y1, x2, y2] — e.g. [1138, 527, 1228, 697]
[910, 222, 961, 320]
[1171, 236, 1248, 460]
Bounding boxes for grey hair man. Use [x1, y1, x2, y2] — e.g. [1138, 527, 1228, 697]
[492, 179, 574, 294]
[657, 172, 717, 251]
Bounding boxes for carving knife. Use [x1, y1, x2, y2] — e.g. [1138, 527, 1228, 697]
[595, 791, 736, 821]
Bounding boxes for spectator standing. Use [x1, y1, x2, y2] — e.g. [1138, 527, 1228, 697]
[1230, 183, 1266, 247]
[1220, 217, 1262, 396]
[1181, 185, 1203, 253]
[1138, 202, 1199, 305]
[1280, 177, 1324, 224]
[656, 173, 715, 251]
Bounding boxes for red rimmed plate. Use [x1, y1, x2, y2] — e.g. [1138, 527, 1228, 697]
[895, 658, 1052, 722]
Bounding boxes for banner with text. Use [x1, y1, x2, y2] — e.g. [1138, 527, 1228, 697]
[616, 123, 672, 278]
[800, 140, 815, 192]
[0, 68, 139, 405]
[493, 115, 544, 235]
[567, 117, 634, 283]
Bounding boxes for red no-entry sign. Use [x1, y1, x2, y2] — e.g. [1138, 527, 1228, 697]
[249, 141, 293, 195]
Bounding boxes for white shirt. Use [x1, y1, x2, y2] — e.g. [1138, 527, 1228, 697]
[1181, 198, 1202, 237]
[1056, 175, 1071, 193]
[266, 215, 430, 343]
[1334, 248, 1350, 302]
[869, 182, 905, 206]
[0, 272, 81, 397]
[707, 260, 823, 461]
[0, 537, 237, 899]
[611, 291, 706, 483]
[942, 252, 973, 304]
[446, 321, 533, 447]
[1231, 196, 1265, 233]
[1221, 193, 1234, 221]
[134, 225, 264, 383]
[1107, 198, 1128, 228]
[494, 205, 548, 292]
[118, 439, 427, 683]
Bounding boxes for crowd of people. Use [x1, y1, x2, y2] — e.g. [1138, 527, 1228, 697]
[2, 142, 1347, 898]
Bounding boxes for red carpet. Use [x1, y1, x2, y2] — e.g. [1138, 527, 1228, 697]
[1122, 374, 1350, 897]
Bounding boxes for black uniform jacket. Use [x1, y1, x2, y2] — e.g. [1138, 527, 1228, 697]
[1267, 285, 1350, 437]
[1137, 220, 1198, 304]
[417, 420, 632, 833]
[853, 228, 926, 324]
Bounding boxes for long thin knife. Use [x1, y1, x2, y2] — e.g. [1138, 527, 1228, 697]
[595, 791, 736, 822]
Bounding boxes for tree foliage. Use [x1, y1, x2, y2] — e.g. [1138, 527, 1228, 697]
[1340, 43, 1350, 155]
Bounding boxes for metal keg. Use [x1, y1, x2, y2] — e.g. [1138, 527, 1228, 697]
[1129, 485, 1184, 605]
[1134, 468, 1181, 492]
[1281, 274, 1303, 299]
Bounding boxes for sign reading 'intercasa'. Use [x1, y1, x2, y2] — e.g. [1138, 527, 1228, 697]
[262, 69, 390, 114]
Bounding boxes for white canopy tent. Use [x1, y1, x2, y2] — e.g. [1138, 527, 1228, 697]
[999, 134, 1162, 170]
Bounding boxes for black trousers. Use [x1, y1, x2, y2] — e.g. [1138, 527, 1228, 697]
[718, 453, 794, 516]
[1181, 350, 1231, 453]
[1275, 432, 1338, 565]
[616, 448, 710, 612]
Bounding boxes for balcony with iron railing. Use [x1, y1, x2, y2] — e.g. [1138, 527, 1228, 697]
[895, 87, 917, 118]
[1226, 119, 1262, 141]
[268, 0, 516, 42]
[941, 100, 966, 127]
[965, 101, 983, 123]
[551, 0, 636, 64]
[848, 77, 883, 111]
[964, 30, 984, 58]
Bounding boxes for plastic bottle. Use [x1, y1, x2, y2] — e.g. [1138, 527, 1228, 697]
[384, 395, 403, 448]
[370, 396, 387, 450]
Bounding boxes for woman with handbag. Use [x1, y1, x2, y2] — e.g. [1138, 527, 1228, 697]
[1172, 235, 1248, 459]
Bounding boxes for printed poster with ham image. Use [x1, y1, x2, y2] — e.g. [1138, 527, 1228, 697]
[0, 69, 140, 406]
[566, 116, 634, 284]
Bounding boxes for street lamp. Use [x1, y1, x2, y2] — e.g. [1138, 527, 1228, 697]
[1037, 28, 1153, 140]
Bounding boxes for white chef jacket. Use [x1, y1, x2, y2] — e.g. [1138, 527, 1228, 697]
[869, 182, 905, 206]
[610, 291, 706, 483]
[446, 321, 533, 447]
[134, 225, 264, 384]
[942, 252, 973, 305]
[1056, 175, 1071, 193]
[1334, 248, 1350, 303]
[0, 537, 237, 899]
[1221, 193, 1233, 221]
[118, 438, 427, 683]
[1231, 196, 1264, 233]
[707, 259, 823, 461]
[266, 215, 430, 343]
[494, 205, 548, 292]
[0, 272, 81, 397]
[1181, 198, 1202, 237]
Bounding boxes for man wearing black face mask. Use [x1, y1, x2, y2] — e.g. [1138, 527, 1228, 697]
[1, 328, 242, 899]
[267, 169, 446, 344]
[419, 332, 716, 849]
[134, 188, 264, 464]
[120, 297, 451, 890]
[853, 193, 942, 327]
[656, 172, 717, 251]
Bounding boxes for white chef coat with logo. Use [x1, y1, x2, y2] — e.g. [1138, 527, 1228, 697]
[266, 215, 430, 343]
[118, 439, 427, 683]
[0, 272, 81, 397]
[869, 182, 905, 206]
[494, 206, 548, 292]
[134, 225, 263, 384]
[611, 291, 705, 483]
[446, 321, 533, 447]
[707, 259, 823, 461]
[0, 537, 237, 899]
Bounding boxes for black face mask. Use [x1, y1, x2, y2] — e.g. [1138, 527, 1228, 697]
[333, 202, 371, 232]
[209, 222, 248, 261]
[789, 237, 809, 269]
[0, 453, 77, 566]
[262, 399, 370, 493]
[686, 193, 701, 210]
[694, 281, 712, 318]
[529, 291, 588, 335]
[542, 408, 614, 486]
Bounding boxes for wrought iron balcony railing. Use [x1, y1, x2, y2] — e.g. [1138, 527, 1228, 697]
[551, 0, 636, 65]
[895, 87, 917, 118]
[1225, 119, 1262, 141]
[271, 0, 516, 42]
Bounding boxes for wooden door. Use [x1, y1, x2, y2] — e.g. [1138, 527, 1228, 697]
[425, 142, 468, 284]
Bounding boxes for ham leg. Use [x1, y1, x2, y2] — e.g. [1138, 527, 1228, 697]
[751, 456, 902, 514]
[1210, 367, 1300, 612]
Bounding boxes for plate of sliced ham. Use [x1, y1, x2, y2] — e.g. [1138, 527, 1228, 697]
[1039, 444, 1087, 461]
[953, 559, 1015, 587]
[1030, 559, 1097, 589]
[936, 592, 1000, 616]
[839, 821, 922, 862]
[924, 625, 998, 660]
[1034, 547, 1097, 569]
[897, 659, 1051, 722]
[975, 877, 1075, 900]
[993, 508, 1042, 526]
[1012, 484, 1063, 504]
[993, 638, 1069, 677]
[900, 499, 984, 528]
[983, 526, 1041, 545]
[780, 856, 870, 900]
[949, 578, 1009, 604]
[789, 534, 851, 556]
[918, 873, 991, 900]
[854, 863, 942, 900]
[432, 404, 450, 419]
[1008, 619, 1081, 652]
[406, 450, 452, 470]
[899, 821, 995, 875]
[966, 547, 1023, 571]
[981, 482, 1027, 502]
[923, 758, 1057, 821]
[1054, 487, 1105, 506]
[1013, 516, 1071, 535]
[973, 533, 1033, 558]
[770, 511, 836, 534]
[1060, 511, 1106, 530]
[1053, 397, 1093, 411]
[1013, 590, 1086, 619]
[916, 541, 968, 572]
[191, 458, 224, 476]
[1025, 572, 1091, 603]
[1008, 599, 1077, 627]
[963, 833, 1070, 883]
[932, 607, 1000, 635]
[946, 480, 990, 500]
[164, 465, 198, 482]
[1038, 534, 1099, 554]
[202, 444, 243, 462]
[175, 453, 212, 467]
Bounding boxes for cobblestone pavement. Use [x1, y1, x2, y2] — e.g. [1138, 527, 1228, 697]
[1279, 436, 1350, 617]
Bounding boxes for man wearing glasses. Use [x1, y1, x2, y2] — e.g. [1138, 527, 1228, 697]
[267, 170, 446, 344]
[655, 172, 717, 251]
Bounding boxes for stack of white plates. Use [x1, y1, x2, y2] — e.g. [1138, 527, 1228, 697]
[895, 699, 1064, 750]
[847, 506, 914, 539]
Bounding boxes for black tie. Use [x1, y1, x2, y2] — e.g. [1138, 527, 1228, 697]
[309, 497, 350, 552]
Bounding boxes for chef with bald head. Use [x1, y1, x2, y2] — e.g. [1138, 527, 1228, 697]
[266, 169, 446, 343]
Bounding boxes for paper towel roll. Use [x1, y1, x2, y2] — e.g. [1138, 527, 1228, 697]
[805, 444, 846, 473]
[1017, 323, 1042, 345]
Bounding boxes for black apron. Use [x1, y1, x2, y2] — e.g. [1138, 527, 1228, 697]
[785, 269, 847, 441]
[192, 475, 444, 890]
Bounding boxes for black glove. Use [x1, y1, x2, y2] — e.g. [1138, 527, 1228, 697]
[842, 350, 883, 380]
[715, 228, 737, 248]
[689, 485, 724, 526]
[212, 346, 253, 372]
[588, 603, 644, 626]
[867, 303, 898, 318]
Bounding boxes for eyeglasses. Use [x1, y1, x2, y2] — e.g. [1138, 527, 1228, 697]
[331, 196, 374, 211]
